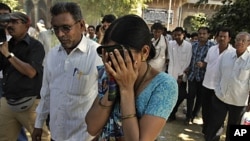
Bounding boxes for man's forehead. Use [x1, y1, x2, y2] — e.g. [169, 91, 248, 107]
[51, 13, 75, 25]
[0, 9, 10, 14]
[174, 31, 183, 35]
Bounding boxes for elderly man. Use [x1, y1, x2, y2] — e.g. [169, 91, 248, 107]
[32, 2, 102, 141]
[205, 32, 250, 141]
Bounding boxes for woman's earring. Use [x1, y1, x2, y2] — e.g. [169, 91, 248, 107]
[141, 56, 146, 62]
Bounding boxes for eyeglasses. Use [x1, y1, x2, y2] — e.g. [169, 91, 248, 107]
[8, 19, 25, 25]
[235, 38, 250, 43]
[52, 21, 79, 33]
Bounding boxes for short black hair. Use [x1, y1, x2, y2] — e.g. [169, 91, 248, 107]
[151, 22, 164, 31]
[198, 27, 210, 33]
[190, 32, 198, 38]
[88, 25, 95, 30]
[173, 27, 185, 33]
[50, 2, 82, 22]
[0, 3, 11, 12]
[217, 27, 232, 38]
[101, 14, 116, 23]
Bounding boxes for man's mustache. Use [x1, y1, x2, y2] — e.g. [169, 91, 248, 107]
[7, 27, 14, 31]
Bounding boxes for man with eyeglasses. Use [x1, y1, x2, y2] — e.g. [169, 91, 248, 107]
[32, 2, 102, 141]
[0, 12, 50, 140]
[205, 32, 250, 141]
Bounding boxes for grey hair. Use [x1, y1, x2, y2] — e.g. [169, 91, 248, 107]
[236, 31, 250, 40]
[50, 2, 83, 21]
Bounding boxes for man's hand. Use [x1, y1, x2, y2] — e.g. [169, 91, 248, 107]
[32, 128, 43, 141]
[177, 75, 183, 85]
[0, 41, 9, 57]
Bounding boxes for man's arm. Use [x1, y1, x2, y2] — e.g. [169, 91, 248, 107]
[0, 41, 44, 78]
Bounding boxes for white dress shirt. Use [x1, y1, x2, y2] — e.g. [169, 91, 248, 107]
[215, 50, 250, 106]
[149, 35, 168, 71]
[35, 36, 103, 141]
[168, 40, 192, 80]
[202, 44, 235, 89]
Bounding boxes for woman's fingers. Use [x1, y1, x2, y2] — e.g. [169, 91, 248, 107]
[108, 51, 121, 73]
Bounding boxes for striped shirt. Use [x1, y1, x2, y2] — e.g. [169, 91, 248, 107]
[35, 36, 103, 140]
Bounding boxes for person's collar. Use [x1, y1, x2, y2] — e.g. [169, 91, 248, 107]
[58, 34, 87, 53]
[233, 49, 249, 60]
[9, 33, 30, 45]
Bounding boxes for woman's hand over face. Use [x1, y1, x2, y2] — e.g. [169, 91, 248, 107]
[104, 49, 138, 91]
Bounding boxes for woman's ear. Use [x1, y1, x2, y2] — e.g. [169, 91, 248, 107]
[141, 45, 150, 61]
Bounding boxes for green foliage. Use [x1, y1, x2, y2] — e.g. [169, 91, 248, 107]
[208, 0, 250, 37]
[0, 0, 21, 11]
[190, 13, 209, 31]
[51, 0, 152, 25]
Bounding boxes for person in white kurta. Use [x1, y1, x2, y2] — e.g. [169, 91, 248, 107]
[167, 27, 192, 121]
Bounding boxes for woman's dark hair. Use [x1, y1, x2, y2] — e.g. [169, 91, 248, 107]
[102, 14, 156, 60]
[50, 2, 82, 22]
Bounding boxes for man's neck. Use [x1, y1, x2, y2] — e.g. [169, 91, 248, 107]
[199, 40, 207, 46]
[177, 40, 183, 46]
[218, 44, 229, 54]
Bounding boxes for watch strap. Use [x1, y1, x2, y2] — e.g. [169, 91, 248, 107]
[6, 53, 14, 59]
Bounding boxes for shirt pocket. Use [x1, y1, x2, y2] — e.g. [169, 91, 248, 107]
[68, 70, 90, 95]
[238, 69, 250, 81]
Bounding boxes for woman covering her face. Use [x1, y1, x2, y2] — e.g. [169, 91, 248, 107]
[86, 14, 178, 141]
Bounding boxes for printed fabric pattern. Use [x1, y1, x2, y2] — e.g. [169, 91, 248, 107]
[97, 65, 178, 140]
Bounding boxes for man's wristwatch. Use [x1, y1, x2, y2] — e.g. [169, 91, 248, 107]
[6, 52, 14, 59]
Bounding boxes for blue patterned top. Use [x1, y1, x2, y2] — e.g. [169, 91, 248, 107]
[188, 40, 215, 81]
[97, 65, 178, 140]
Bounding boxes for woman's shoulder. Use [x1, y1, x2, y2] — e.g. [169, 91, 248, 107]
[144, 71, 178, 95]
[151, 72, 176, 85]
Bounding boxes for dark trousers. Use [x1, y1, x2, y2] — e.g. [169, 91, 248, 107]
[205, 96, 245, 141]
[169, 82, 187, 118]
[201, 86, 214, 134]
[186, 80, 203, 119]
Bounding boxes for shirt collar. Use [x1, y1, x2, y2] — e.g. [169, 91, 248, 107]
[9, 33, 31, 45]
[58, 35, 88, 53]
[174, 40, 184, 47]
[232, 50, 250, 60]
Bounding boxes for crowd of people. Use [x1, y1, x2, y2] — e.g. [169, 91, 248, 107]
[0, 1, 249, 141]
